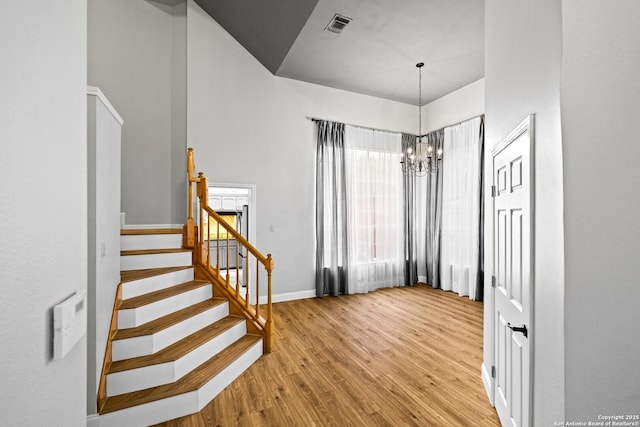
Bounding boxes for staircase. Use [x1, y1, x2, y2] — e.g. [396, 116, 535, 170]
[98, 228, 263, 427]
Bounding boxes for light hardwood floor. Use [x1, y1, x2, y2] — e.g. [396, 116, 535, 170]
[154, 284, 499, 427]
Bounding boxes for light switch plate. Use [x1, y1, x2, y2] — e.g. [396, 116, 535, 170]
[53, 290, 87, 360]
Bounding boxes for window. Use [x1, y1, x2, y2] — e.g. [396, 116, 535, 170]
[344, 125, 404, 292]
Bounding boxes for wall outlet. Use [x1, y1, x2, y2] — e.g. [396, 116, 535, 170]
[269, 225, 275, 232]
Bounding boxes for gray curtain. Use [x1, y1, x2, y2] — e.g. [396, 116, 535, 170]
[315, 120, 349, 297]
[475, 117, 485, 301]
[402, 133, 418, 286]
[424, 129, 444, 288]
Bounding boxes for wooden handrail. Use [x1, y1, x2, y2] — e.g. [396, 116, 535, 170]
[183, 148, 274, 353]
[202, 206, 268, 264]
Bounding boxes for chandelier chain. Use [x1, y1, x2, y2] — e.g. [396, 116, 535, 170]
[418, 64, 422, 137]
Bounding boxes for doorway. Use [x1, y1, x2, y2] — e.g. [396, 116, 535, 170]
[205, 183, 256, 293]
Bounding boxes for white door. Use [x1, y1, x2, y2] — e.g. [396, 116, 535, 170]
[492, 116, 533, 427]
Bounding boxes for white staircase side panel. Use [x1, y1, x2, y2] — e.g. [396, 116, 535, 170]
[120, 252, 192, 271]
[106, 321, 247, 396]
[99, 390, 198, 427]
[120, 233, 183, 251]
[196, 338, 263, 410]
[118, 285, 212, 329]
[121, 268, 195, 299]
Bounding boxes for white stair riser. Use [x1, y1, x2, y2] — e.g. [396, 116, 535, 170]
[121, 252, 192, 271]
[118, 285, 212, 329]
[121, 268, 194, 299]
[112, 335, 151, 363]
[121, 233, 183, 251]
[99, 339, 263, 427]
[99, 390, 197, 427]
[108, 362, 172, 397]
[107, 321, 247, 396]
[196, 339, 263, 409]
[111, 302, 230, 361]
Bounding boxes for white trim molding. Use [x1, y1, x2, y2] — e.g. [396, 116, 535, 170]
[258, 289, 317, 305]
[121, 223, 185, 230]
[481, 362, 494, 406]
[87, 86, 124, 125]
[87, 413, 100, 427]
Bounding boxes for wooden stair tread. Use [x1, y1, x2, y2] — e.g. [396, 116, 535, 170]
[121, 248, 191, 256]
[101, 334, 262, 414]
[109, 316, 245, 374]
[121, 228, 182, 235]
[121, 267, 192, 283]
[119, 280, 210, 309]
[114, 299, 227, 341]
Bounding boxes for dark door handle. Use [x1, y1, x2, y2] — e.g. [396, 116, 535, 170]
[507, 323, 528, 338]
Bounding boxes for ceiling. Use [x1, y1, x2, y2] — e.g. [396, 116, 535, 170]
[195, 0, 484, 106]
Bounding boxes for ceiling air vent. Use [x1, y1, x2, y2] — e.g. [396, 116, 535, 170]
[325, 14, 352, 34]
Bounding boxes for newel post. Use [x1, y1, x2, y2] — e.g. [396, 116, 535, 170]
[265, 253, 274, 353]
[183, 148, 199, 248]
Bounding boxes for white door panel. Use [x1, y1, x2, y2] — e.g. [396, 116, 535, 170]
[492, 116, 533, 427]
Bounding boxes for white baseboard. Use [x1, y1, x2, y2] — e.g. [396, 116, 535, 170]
[87, 413, 100, 427]
[481, 362, 494, 406]
[258, 289, 316, 305]
[122, 223, 184, 230]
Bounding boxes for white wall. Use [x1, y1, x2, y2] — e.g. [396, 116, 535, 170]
[88, 0, 187, 225]
[171, 2, 188, 224]
[423, 78, 485, 133]
[561, 1, 640, 418]
[87, 89, 123, 415]
[0, 1, 87, 426]
[484, 0, 564, 424]
[187, 0, 416, 299]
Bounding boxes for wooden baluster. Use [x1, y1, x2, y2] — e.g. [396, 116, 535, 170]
[216, 219, 220, 276]
[254, 258, 259, 314]
[245, 256, 251, 309]
[235, 242, 240, 297]
[225, 229, 230, 285]
[245, 244, 250, 302]
[206, 212, 211, 268]
[198, 174, 208, 264]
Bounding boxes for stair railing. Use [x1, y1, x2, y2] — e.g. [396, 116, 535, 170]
[183, 148, 274, 353]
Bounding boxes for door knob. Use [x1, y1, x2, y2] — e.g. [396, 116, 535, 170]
[507, 323, 528, 338]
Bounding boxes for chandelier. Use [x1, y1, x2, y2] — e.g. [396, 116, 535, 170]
[401, 62, 442, 176]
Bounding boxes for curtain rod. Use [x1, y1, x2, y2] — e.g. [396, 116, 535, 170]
[307, 113, 485, 137]
[307, 116, 411, 136]
[419, 114, 485, 137]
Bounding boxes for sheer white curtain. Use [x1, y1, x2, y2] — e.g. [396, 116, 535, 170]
[440, 117, 482, 299]
[344, 125, 404, 294]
